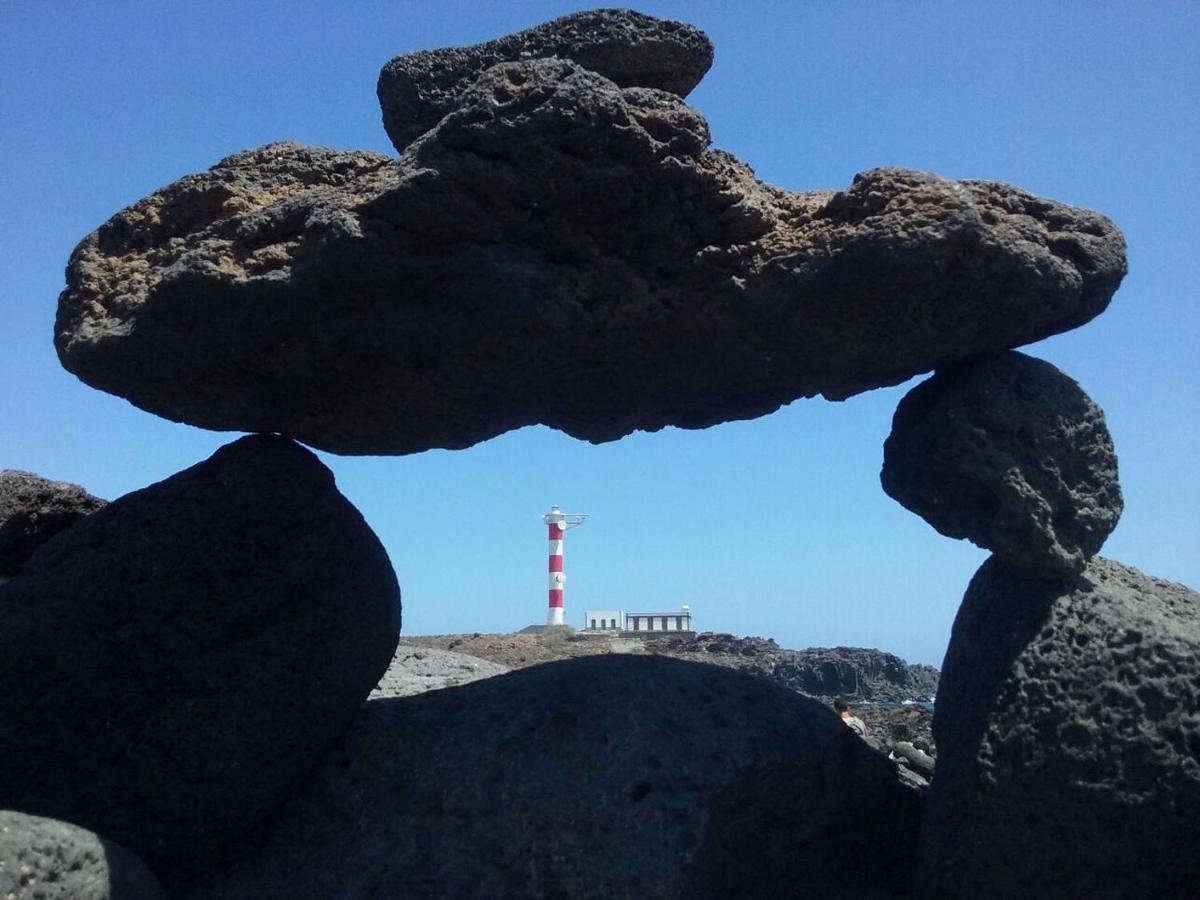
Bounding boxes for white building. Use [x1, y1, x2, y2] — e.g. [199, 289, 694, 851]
[624, 604, 693, 634]
[583, 609, 623, 631]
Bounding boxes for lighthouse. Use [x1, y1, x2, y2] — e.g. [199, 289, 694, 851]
[544, 505, 587, 626]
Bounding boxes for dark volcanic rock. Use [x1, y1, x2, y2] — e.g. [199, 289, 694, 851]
[0, 810, 165, 900]
[882, 351, 1122, 577]
[174, 656, 920, 900]
[654, 632, 940, 703]
[920, 556, 1200, 898]
[378, 8, 715, 151]
[0, 469, 106, 576]
[0, 435, 400, 864]
[57, 57, 1126, 455]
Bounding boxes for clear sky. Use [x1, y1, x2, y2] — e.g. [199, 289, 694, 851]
[2, 2, 1197, 666]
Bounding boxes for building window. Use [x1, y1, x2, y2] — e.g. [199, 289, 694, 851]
[590, 618, 596, 629]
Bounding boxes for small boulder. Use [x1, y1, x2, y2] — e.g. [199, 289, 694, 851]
[377, 8, 714, 151]
[0, 810, 165, 900]
[0, 469, 105, 576]
[920, 556, 1200, 897]
[0, 435, 400, 863]
[882, 351, 1122, 577]
[175, 656, 921, 899]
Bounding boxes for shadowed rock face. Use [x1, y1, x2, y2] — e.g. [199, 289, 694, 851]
[57, 60, 1125, 455]
[881, 351, 1122, 577]
[378, 7, 714, 151]
[0, 469, 106, 576]
[920, 556, 1200, 898]
[0, 810, 166, 900]
[0, 435, 401, 864]
[171, 655, 921, 899]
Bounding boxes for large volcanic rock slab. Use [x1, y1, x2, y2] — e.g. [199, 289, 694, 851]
[0, 810, 165, 900]
[882, 351, 1123, 577]
[57, 57, 1126, 455]
[174, 656, 921, 899]
[919, 556, 1200, 898]
[0, 435, 401, 864]
[0, 469, 106, 576]
[378, 7, 714, 151]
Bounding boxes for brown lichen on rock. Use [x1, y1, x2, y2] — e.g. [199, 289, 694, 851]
[57, 57, 1125, 455]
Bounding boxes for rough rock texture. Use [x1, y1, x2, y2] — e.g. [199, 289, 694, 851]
[57, 56, 1126, 454]
[173, 656, 921, 899]
[378, 8, 714, 151]
[369, 642, 509, 699]
[882, 351, 1122, 577]
[651, 632, 941, 703]
[0, 469, 106, 576]
[919, 556, 1200, 898]
[0, 810, 165, 900]
[0, 435, 401, 864]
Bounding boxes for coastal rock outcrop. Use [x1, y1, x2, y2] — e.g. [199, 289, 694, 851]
[0, 810, 165, 900]
[882, 351, 1122, 577]
[919, 556, 1200, 897]
[369, 642, 510, 699]
[0, 435, 400, 863]
[378, 7, 714, 151]
[652, 633, 940, 702]
[57, 57, 1125, 454]
[174, 656, 921, 899]
[0, 469, 105, 576]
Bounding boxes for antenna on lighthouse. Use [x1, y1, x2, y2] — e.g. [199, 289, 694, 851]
[543, 505, 587, 626]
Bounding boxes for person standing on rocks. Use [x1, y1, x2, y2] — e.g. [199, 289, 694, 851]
[834, 697, 868, 737]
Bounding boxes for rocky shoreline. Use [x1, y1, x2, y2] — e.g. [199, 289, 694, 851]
[397, 630, 940, 781]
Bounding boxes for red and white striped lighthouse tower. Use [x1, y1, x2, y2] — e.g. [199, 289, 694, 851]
[544, 505, 587, 626]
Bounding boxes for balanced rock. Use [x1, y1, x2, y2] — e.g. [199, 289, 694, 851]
[57, 56, 1126, 455]
[0, 469, 106, 576]
[882, 351, 1122, 577]
[378, 7, 714, 151]
[0, 435, 400, 863]
[0, 810, 165, 900]
[920, 556, 1200, 897]
[175, 656, 921, 899]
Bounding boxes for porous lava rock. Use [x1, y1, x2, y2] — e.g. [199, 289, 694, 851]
[173, 656, 921, 899]
[882, 351, 1122, 577]
[0, 469, 106, 576]
[57, 59, 1126, 455]
[0, 810, 165, 900]
[378, 7, 714, 151]
[919, 556, 1200, 898]
[883, 352, 1123, 578]
[0, 435, 401, 864]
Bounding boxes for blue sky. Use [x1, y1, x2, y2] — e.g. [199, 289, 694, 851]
[3, 2, 1196, 666]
